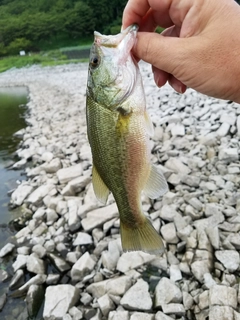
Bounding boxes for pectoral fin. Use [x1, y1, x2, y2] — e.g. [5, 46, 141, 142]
[143, 165, 168, 199]
[92, 165, 110, 204]
[145, 111, 154, 137]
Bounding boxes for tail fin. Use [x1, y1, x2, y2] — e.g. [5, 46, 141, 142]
[120, 218, 165, 255]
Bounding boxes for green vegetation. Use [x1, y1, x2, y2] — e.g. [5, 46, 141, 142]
[0, 0, 127, 56]
[0, 51, 88, 73]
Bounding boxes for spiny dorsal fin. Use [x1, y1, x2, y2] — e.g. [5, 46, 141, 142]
[143, 165, 168, 199]
[92, 165, 110, 204]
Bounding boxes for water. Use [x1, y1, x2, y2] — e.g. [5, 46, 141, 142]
[0, 87, 29, 319]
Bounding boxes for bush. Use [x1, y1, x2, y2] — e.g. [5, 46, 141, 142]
[6, 38, 32, 55]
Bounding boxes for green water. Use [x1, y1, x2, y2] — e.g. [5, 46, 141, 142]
[0, 87, 28, 244]
[0, 87, 30, 319]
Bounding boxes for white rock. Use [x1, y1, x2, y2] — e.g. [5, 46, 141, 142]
[209, 306, 234, 320]
[216, 123, 230, 137]
[48, 253, 71, 272]
[11, 184, 33, 206]
[42, 158, 62, 173]
[57, 164, 83, 184]
[18, 274, 47, 292]
[171, 123, 185, 136]
[71, 252, 96, 282]
[218, 148, 239, 163]
[117, 251, 155, 273]
[68, 306, 83, 320]
[161, 303, 185, 316]
[73, 232, 93, 246]
[12, 254, 28, 272]
[120, 279, 152, 311]
[130, 312, 154, 320]
[97, 294, 115, 316]
[87, 276, 132, 298]
[68, 202, 81, 232]
[161, 223, 179, 244]
[26, 254, 46, 274]
[165, 158, 191, 175]
[155, 277, 182, 307]
[215, 250, 240, 272]
[0, 243, 15, 257]
[27, 184, 55, 205]
[41, 151, 54, 162]
[43, 285, 79, 320]
[237, 115, 240, 136]
[108, 310, 129, 320]
[81, 203, 118, 232]
[169, 264, 182, 282]
[209, 285, 237, 309]
[155, 311, 175, 320]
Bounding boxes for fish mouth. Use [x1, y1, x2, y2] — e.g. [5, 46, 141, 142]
[94, 24, 139, 49]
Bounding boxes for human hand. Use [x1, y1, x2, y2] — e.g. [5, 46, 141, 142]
[122, 0, 240, 103]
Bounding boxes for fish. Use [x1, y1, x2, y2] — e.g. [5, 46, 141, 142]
[86, 24, 168, 254]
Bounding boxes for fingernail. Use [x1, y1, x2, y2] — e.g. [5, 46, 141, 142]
[153, 71, 161, 87]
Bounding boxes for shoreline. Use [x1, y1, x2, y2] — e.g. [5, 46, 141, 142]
[0, 63, 240, 319]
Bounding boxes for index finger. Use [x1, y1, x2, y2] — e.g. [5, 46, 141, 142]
[122, 0, 172, 30]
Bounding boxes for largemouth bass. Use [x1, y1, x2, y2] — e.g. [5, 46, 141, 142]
[86, 25, 168, 254]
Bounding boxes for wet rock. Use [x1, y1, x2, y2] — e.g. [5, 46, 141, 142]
[9, 269, 25, 290]
[0, 243, 15, 257]
[26, 284, 45, 318]
[11, 184, 33, 206]
[0, 293, 7, 311]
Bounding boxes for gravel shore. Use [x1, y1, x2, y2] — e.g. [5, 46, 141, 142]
[0, 62, 240, 320]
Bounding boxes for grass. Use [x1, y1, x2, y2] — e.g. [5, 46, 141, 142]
[0, 50, 89, 73]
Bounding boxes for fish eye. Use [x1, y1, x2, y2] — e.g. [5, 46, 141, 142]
[90, 55, 100, 69]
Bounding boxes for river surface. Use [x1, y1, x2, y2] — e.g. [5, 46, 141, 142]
[0, 87, 30, 320]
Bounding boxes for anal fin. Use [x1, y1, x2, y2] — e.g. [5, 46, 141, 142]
[143, 165, 168, 199]
[92, 165, 110, 204]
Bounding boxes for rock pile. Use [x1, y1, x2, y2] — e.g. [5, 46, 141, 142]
[0, 62, 240, 320]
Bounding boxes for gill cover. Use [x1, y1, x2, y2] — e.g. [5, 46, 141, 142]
[87, 25, 139, 108]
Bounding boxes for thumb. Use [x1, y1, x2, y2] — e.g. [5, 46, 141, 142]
[133, 32, 187, 76]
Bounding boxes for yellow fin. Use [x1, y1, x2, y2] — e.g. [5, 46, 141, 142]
[92, 165, 110, 204]
[120, 217, 165, 255]
[143, 165, 168, 199]
[145, 111, 154, 137]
